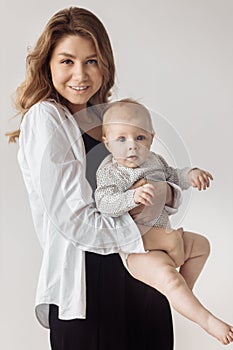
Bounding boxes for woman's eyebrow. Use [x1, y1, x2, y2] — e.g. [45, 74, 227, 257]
[57, 52, 97, 59]
[86, 54, 98, 59]
[58, 52, 76, 58]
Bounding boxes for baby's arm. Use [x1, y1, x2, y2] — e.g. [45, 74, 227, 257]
[157, 154, 191, 190]
[157, 154, 213, 191]
[95, 165, 139, 217]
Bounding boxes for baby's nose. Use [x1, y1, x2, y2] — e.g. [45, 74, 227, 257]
[128, 140, 138, 150]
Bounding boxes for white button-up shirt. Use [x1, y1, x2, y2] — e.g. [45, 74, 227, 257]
[17, 100, 146, 328]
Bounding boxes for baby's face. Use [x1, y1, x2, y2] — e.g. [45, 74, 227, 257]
[103, 107, 154, 168]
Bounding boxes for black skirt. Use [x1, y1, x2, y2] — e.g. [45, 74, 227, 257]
[49, 252, 173, 350]
[49, 131, 173, 350]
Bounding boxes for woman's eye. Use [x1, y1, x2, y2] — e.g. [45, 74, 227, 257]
[61, 59, 73, 65]
[86, 59, 98, 65]
[118, 137, 126, 142]
[137, 135, 146, 140]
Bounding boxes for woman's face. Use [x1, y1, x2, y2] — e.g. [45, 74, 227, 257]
[50, 35, 103, 114]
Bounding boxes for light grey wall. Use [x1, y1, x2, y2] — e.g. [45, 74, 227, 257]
[1, 1, 233, 349]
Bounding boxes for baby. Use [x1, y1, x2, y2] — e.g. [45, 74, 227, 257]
[95, 98, 233, 345]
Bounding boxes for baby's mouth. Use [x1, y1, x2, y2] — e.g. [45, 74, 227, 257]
[127, 155, 138, 161]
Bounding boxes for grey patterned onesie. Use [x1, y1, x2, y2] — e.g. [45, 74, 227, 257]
[95, 151, 191, 228]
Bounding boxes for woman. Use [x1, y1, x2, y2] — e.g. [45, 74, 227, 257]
[7, 7, 177, 349]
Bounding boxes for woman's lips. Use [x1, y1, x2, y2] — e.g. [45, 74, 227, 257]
[69, 85, 89, 92]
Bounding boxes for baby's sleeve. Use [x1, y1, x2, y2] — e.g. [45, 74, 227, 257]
[157, 154, 191, 190]
[95, 164, 139, 217]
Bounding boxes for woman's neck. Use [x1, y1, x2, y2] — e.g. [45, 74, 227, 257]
[67, 102, 87, 115]
[71, 107, 102, 142]
[85, 126, 102, 141]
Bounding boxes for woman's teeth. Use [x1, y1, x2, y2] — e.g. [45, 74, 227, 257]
[71, 86, 88, 91]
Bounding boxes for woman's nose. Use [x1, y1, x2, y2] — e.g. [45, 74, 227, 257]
[72, 63, 88, 81]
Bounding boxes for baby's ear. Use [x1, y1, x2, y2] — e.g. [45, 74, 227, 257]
[102, 136, 110, 150]
[150, 132, 155, 144]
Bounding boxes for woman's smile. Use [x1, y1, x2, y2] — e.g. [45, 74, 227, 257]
[69, 85, 90, 91]
[68, 85, 91, 95]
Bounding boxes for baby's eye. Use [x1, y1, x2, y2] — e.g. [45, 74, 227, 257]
[61, 59, 73, 65]
[137, 135, 146, 140]
[117, 136, 126, 142]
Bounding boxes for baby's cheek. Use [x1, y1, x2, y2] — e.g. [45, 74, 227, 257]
[112, 146, 126, 159]
[140, 146, 150, 158]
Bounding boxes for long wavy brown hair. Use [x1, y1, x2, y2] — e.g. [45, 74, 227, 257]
[6, 7, 115, 142]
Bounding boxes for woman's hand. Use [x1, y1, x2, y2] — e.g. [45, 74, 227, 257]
[188, 168, 213, 191]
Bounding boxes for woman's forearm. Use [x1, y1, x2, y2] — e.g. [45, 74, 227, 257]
[165, 183, 174, 207]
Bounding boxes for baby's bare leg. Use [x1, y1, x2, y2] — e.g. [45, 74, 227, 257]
[127, 251, 233, 345]
[140, 226, 185, 267]
[180, 231, 210, 290]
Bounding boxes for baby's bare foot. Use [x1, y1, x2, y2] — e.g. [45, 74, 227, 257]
[204, 314, 233, 345]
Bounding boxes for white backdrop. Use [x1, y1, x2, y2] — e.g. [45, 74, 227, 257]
[1, 0, 233, 349]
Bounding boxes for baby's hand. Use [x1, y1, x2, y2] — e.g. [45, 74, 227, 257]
[134, 184, 156, 206]
[188, 168, 214, 191]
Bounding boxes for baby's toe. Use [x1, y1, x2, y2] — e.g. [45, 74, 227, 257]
[223, 337, 230, 345]
[228, 330, 233, 341]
